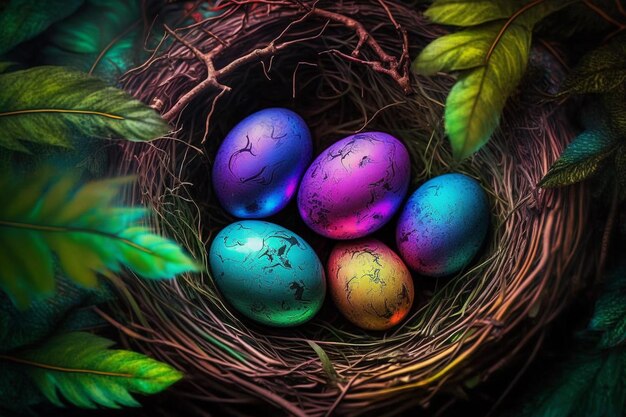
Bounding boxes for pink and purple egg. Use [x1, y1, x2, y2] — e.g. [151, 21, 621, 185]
[297, 132, 410, 240]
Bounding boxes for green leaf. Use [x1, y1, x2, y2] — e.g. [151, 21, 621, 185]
[0, 66, 169, 153]
[602, 86, 626, 138]
[509, 342, 626, 417]
[0, 62, 19, 73]
[0, 168, 201, 308]
[413, 23, 501, 75]
[0, 332, 182, 409]
[589, 267, 626, 349]
[539, 128, 618, 188]
[561, 34, 626, 95]
[414, 0, 575, 159]
[425, 0, 517, 26]
[0, 0, 85, 55]
[307, 341, 340, 384]
[443, 22, 531, 159]
[424, 0, 573, 28]
[0, 275, 112, 353]
[502, 264, 626, 417]
[42, 0, 144, 84]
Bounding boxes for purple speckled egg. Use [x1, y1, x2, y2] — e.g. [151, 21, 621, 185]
[297, 132, 410, 239]
[396, 173, 490, 277]
[212, 108, 312, 218]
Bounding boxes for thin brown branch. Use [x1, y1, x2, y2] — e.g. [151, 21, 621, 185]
[377, 0, 399, 29]
[617, 0, 626, 18]
[160, 0, 411, 121]
[485, 0, 545, 63]
[584, 0, 626, 28]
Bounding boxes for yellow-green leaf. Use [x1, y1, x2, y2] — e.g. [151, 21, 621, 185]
[425, 0, 521, 26]
[1, 332, 182, 409]
[413, 24, 497, 75]
[444, 23, 531, 159]
[307, 341, 340, 384]
[424, 0, 574, 27]
[0, 168, 202, 308]
[0, 66, 169, 153]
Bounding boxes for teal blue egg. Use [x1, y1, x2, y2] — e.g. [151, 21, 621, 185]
[209, 220, 326, 327]
[396, 173, 490, 277]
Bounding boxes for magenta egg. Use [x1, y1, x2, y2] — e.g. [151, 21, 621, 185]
[212, 108, 312, 218]
[297, 132, 410, 239]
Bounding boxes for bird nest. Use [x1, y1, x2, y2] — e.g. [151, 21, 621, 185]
[108, 1, 597, 416]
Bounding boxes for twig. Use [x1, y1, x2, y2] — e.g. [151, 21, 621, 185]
[617, 0, 626, 18]
[584, 0, 626, 28]
[160, 0, 411, 121]
[485, 0, 546, 63]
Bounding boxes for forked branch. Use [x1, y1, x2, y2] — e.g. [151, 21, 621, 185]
[160, 0, 412, 123]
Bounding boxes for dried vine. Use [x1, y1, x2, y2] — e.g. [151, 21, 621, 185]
[134, 0, 411, 126]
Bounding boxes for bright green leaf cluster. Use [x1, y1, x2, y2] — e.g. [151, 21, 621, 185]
[0, 168, 201, 308]
[2, 331, 182, 409]
[0, 66, 169, 153]
[414, 0, 573, 160]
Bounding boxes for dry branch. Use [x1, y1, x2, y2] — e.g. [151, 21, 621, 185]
[154, 0, 412, 122]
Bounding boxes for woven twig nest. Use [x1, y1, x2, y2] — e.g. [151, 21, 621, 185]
[110, 1, 597, 415]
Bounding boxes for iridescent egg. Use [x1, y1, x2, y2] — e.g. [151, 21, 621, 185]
[396, 173, 490, 277]
[327, 238, 414, 331]
[297, 132, 410, 239]
[212, 108, 312, 218]
[209, 220, 326, 327]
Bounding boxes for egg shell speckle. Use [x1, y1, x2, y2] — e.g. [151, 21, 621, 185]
[396, 173, 490, 277]
[209, 220, 326, 327]
[297, 132, 410, 239]
[212, 108, 312, 218]
[327, 238, 414, 331]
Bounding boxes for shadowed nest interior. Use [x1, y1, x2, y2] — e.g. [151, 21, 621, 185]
[106, 1, 598, 415]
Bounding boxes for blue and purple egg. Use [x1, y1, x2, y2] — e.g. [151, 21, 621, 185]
[396, 173, 490, 277]
[297, 132, 410, 240]
[212, 108, 312, 218]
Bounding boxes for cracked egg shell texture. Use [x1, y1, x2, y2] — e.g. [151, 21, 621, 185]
[327, 239, 414, 331]
[212, 108, 312, 218]
[209, 220, 326, 327]
[297, 132, 410, 239]
[396, 173, 490, 277]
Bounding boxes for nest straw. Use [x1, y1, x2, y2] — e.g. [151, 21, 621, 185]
[106, 1, 598, 415]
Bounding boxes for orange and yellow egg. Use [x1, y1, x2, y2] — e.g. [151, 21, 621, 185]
[327, 238, 414, 331]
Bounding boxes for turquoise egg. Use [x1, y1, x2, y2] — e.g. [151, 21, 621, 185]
[396, 173, 490, 277]
[209, 220, 326, 327]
